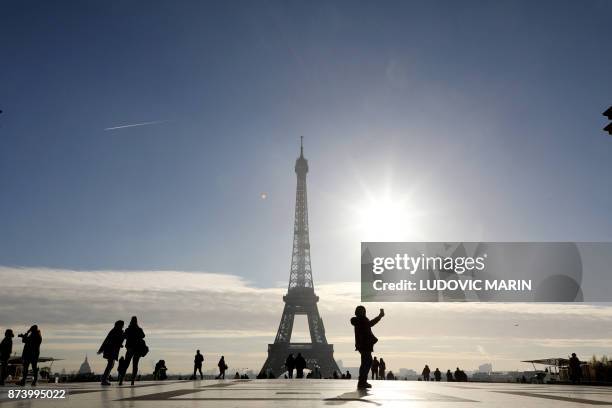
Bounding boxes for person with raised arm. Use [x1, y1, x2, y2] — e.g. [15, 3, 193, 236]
[350, 306, 384, 389]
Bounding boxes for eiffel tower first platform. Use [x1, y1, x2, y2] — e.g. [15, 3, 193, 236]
[259, 138, 340, 379]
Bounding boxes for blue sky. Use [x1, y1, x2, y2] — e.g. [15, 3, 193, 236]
[2, 0, 612, 373]
[2, 0, 611, 286]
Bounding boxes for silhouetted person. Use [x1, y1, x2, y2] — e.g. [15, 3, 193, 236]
[312, 364, 321, 379]
[378, 358, 386, 381]
[371, 357, 379, 380]
[333, 370, 339, 379]
[351, 306, 384, 389]
[193, 350, 204, 380]
[446, 369, 453, 382]
[98, 320, 124, 386]
[216, 356, 227, 379]
[285, 353, 295, 378]
[0, 329, 14, 386]
[295, 353, 306, 378]
[386, 371, 394, 380]
[454, 367, 467, 382]
[18, 325, 42, 386]
[119, 316, 146, 386]
[153, 360, 167, 380]
[569, 353, 582, 384]
[345, 370, 352, 379]
[117, 356, 127, 381]
[434, 368, 441, 382]
[422, 364, 431, 381]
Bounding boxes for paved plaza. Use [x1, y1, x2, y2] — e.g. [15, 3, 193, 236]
[3, 379, 612, 407]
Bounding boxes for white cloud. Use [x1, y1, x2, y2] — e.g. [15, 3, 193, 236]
[2, 267, 612, 374]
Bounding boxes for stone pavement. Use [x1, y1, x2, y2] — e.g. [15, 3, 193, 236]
[3, 379, 612, 407]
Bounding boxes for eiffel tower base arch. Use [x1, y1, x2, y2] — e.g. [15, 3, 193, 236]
[259, 342, 340, 379]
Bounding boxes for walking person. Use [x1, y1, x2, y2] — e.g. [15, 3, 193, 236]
[371, 357, 379, 380]
[193, 350, 204, 380]
[97, 320, 124, 386]
[119, 316, 147, 386]
[422, 364, 431, 381]
[216, 356, 227, 379]
[378, 358, 386, 381]
[295, 353, 306, 378]
[0, 329, 14, 386]
[18, 325, 42, 386]
[285, 353, 295, 379]
[434, 368, 442, 382]
[350, 306, 384, 389]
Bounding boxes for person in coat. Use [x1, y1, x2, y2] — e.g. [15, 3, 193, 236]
[98, 320, 124, 385]
[285, 354, 295, 379]
[119, 316, 146, 386]
[294, 353, 306, 378]
[193, 350, 204, 380]
[371, 356, 380, 380]
[0, 329, 14, 385]
[422, 364, 431, 381]
[378, 358, 386, 381]
[350, 306, 384, 389]
[216, 356, 227, 379]
[19, 325, 42, 386]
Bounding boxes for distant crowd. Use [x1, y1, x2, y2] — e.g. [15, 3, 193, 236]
[0, 307, 586, 389]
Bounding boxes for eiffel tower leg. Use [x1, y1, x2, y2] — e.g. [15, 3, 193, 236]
[306, 304, 325, 344]
[260, 344, 289, 378]
[274, 304, 295, 343]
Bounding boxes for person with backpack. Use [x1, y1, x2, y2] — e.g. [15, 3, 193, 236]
[216, 356, 227, 379]
[119, 316, 147, 386]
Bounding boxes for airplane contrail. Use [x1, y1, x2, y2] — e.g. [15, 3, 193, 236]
[104, 120, 169, 131]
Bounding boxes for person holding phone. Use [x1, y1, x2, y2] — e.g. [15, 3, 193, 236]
[350, 306, 384, 389]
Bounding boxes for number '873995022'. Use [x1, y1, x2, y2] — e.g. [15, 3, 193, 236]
[6, 389, 67, 399]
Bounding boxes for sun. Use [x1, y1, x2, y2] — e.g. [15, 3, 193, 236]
[351, 191, 425, 242]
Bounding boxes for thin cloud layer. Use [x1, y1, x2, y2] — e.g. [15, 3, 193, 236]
[2, 267, 612, 374]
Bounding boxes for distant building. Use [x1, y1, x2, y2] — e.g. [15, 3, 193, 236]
[478, 363, 492, 373]
[78, 355, 92, 375]
[398, 368, 419, 380]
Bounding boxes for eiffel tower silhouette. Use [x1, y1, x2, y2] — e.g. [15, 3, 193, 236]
[259, 138, 340, 378]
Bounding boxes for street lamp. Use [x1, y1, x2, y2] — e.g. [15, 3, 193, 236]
[604, 106, 612, 135]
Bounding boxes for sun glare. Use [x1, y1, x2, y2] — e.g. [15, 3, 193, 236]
[352, 192, 424, 242]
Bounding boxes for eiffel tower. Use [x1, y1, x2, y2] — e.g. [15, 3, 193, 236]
[259, 138, 340, 378]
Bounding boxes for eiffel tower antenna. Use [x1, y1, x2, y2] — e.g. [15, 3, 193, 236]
[259, 138, 340, 378]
